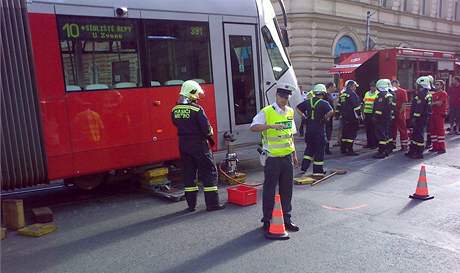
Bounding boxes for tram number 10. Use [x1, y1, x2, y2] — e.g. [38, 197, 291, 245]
[63, 23, 80, 38]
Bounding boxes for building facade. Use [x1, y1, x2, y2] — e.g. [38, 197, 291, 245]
[276, 0, 460, 88]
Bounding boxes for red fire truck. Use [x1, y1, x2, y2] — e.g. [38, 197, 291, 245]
[2, 0, 301, 190]
[330, 47, 458, 97]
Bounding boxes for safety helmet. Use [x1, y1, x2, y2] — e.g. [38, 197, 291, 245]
[416, 76, 432, 89]
[376, 79, 392, 92]
[312, 84, 327, 95]
[180, 80, 204, 100]
[345, 80, 359, 88]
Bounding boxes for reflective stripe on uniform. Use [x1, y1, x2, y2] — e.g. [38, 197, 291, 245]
[184, 186, 199, 192]
[203, 186, 218, 192]
[313, 161, 324, 165]
[303, 155, 313, 160]
[172, 105, 200, 112]
[342, 138, 354, 143]
[353, 106, 361, 111]
[266, 135, 293, 141]
[374, 110, 382, 115]
[379, 141, 387, 145]
[411, 140, 425, 146]
[268, 142, 293, 149]
[413, 113, 421, 117]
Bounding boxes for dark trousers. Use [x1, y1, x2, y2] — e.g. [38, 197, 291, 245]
[341, 120, 359, 152]
[262, 155, 293, 223]
[408, 119, 427, 156]
[375, 118, 389, 154]
[181, 148, 219, 208]
[364, 115, 377, 147]
[299, 117, 307, 135]
[326, 119, 333, 141]
[301, 130, 326, 174]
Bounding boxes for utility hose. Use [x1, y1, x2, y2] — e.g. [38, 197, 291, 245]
[217, 162, 263, 187]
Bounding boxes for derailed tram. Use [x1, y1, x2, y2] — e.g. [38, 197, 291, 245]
[2, 0, 301, 190]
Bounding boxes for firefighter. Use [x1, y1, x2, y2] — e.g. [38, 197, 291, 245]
[405, 76, 433, 159]
[325, 82, 337, 154]
[296, 84, 334, 176]
[363, 81, 379, 149]
[337, 80, 362, 156]
[250, 84, 299, 234]
[372, 79, 393, 158]
[171, 80, 225, 212]
[387, 84, 397, 153]
[391, 80, 409, 151]
[429, 80, 448, 153]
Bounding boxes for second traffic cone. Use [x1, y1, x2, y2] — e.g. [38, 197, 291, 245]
[265, 194, 289, 240]
[409, 165, 434, 200]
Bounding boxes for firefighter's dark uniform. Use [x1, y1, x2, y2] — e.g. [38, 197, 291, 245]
[406, 88, 432, 159]
[372, 90, 393, 158]
[387, 89, 397, 152]
[337, 88, 361, 155]
[297, 97, 333, 174]
[171, 102, 222, 210]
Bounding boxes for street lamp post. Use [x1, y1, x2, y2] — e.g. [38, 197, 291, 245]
[365, 10, 376, 51]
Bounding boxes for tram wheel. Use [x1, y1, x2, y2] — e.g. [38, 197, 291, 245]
[65, 174, 106, 191]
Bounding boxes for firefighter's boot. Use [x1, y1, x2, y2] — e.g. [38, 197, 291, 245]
[185, 191, 197, 212]
[204, 191, 226, 211]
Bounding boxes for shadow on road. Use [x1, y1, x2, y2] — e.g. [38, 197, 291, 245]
[159, 228, 272, 273]
[397, 199, 424, 215]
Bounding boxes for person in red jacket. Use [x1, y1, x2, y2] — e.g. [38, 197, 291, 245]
[429, 80, 449, 153]
[391, 80, 409, 151]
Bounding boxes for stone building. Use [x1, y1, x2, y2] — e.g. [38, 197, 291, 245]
[276, 0, 460, 88]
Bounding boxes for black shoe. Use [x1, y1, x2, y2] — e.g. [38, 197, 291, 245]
[206, 204, 226, 211]
[284, 221, 300, 232]
[262, 222, 270, 232]
[186, 207, 196, 212]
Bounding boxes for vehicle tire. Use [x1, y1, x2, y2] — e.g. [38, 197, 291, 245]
[65, 174, 106, 191]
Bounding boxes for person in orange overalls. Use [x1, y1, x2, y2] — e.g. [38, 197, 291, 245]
[429, 80, 448, 153]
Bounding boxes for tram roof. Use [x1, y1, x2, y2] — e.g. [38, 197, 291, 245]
[28, 0, 259, 18]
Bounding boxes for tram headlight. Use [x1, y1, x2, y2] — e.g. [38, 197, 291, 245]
[115, 7, 128, 17]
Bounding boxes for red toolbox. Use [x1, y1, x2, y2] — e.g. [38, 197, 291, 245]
[227, 185, 257, 206]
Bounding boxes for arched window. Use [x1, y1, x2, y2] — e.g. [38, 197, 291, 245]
[334, 36, 357, 58]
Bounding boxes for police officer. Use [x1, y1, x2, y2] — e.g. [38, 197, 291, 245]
[337, 80, 362, 156]
[405, 76, 433, 159]
[363, 81, 379, 149]
[296, 84, 334, 176]
[250, 84, 299, 234]
[373, 79, 394, 158]
[171, 80, 225, 212]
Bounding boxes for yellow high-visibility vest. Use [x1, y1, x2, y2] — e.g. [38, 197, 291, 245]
[261, 105, 295, 157]
[363, 91, 379, 114]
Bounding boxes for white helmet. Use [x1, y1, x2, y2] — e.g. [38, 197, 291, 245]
[376, 79, 392, 92]
[180, 80, 204, 100]
[312, 84, 327, 95]
[416, 76, 432, 89]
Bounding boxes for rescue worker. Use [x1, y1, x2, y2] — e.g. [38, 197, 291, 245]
[250, 84, 299, 234]
[372, 79, 393, 158]
[296, 84, 334, 176]
[405, 76, 433, 159]
[325, 82, 337, 154]
[337, 80, 362, 156]
[429, 80, 448, 153]
[362, 81, 379, 149]
[386, 84, 397, 153]
[171, 80, 225, 212]
[391, 80, 409, 151]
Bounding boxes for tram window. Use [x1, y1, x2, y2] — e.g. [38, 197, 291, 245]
[57, 16, 142, 91]
[143, 20, 211, 85]
[261, 26, 288, 80]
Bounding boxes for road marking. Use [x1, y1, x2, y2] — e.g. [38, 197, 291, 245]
[321, 204, 368, 211]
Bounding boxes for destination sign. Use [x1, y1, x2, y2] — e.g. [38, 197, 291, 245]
[58, 16, 136, 41]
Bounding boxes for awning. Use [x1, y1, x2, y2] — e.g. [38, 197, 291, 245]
[456, 62, 460, 66]
[329, 51, 378, 74]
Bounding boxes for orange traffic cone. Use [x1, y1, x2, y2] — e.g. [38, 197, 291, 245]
[265, 194, 289, 240]
[409, 165, 434, 200]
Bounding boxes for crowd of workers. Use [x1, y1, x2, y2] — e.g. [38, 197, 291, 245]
[170, 75, 460, 238]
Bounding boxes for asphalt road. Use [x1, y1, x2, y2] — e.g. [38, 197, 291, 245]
[2, 134, 460, 273]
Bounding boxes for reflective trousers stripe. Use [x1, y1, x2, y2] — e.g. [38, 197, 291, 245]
[342, 139, 354, 143]
[184, 186, 199, 192]
[411, 140, 425, 146]
[313, 161, 324, 165]
[203, 186, 218, 192]
[379, 141, 387, 145]
[303, 155, 313, 160]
